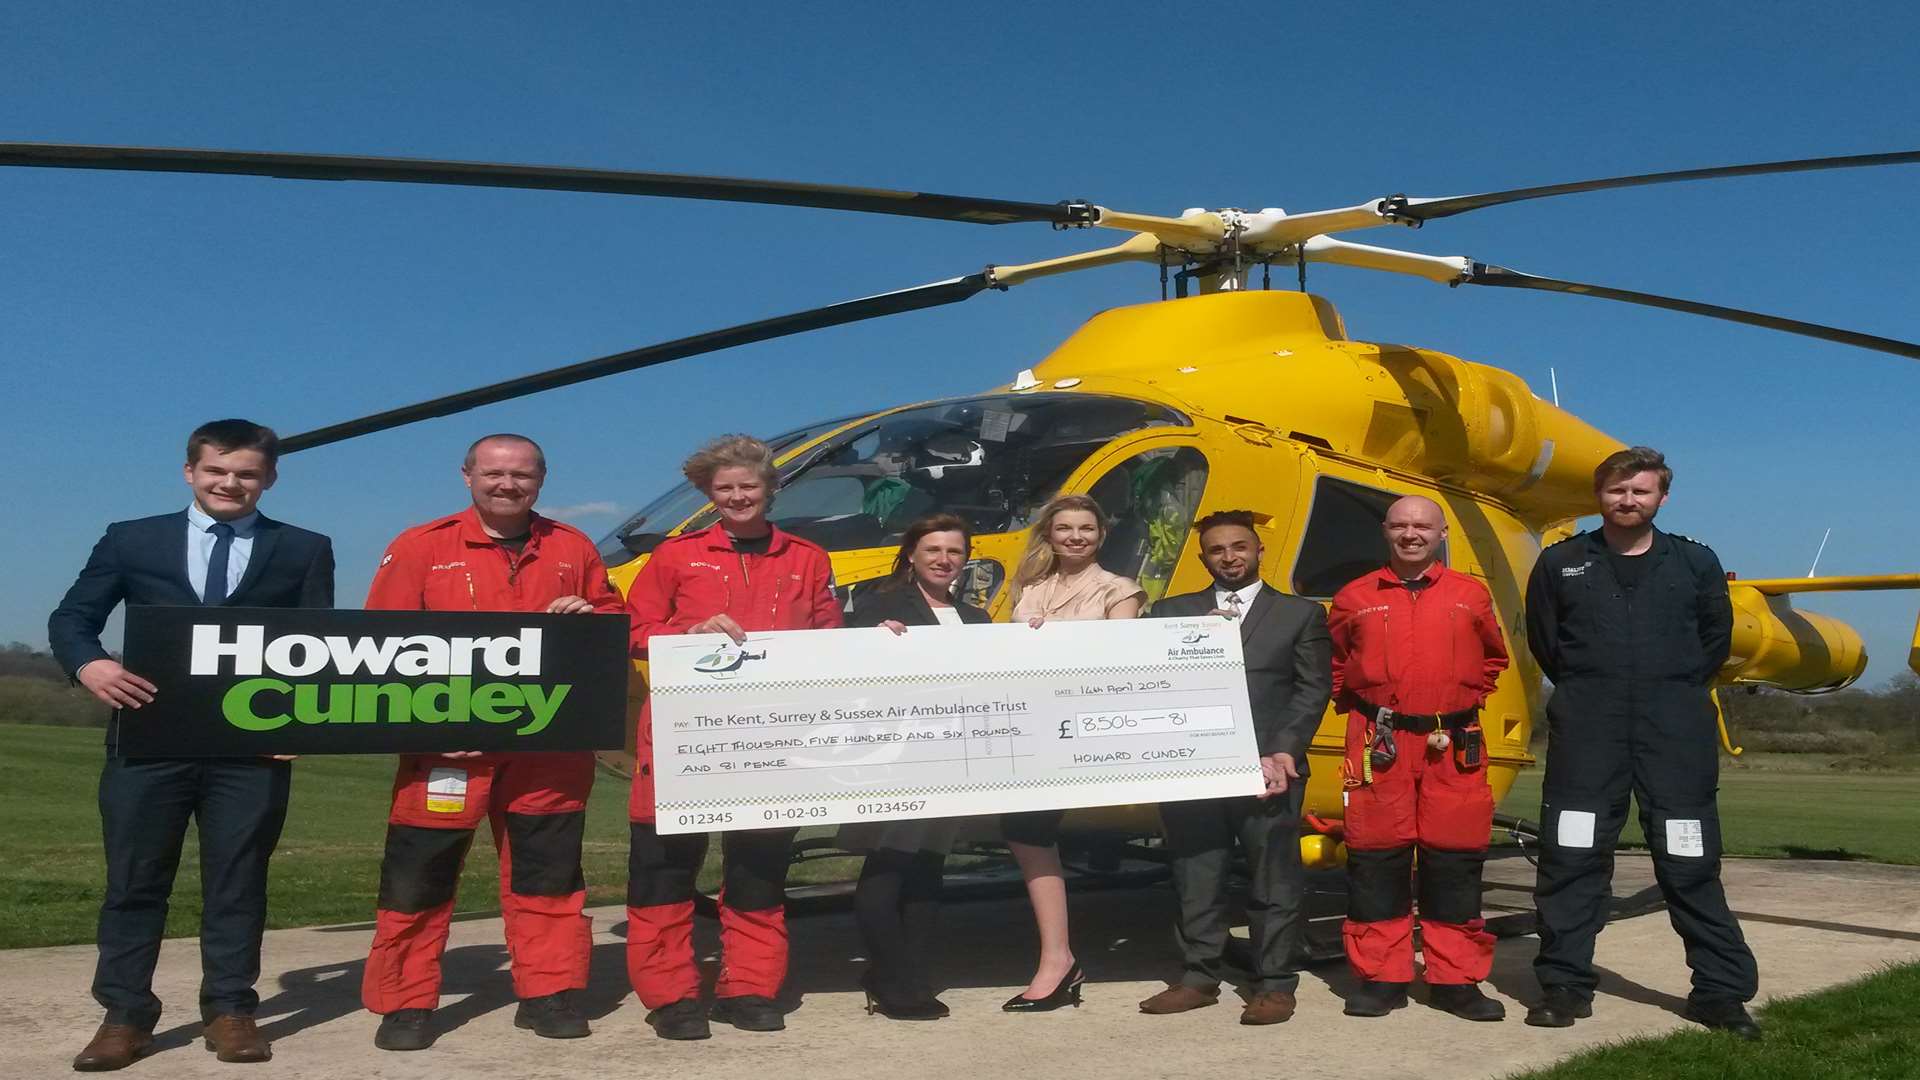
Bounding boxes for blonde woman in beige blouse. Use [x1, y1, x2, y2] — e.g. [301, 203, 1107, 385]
[999, 494, 1145, 1012]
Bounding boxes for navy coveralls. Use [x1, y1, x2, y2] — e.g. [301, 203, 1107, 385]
[1524, 527, 1757, 1006]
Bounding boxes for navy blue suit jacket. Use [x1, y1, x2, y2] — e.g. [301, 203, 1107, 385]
[49, 510, 336, 679]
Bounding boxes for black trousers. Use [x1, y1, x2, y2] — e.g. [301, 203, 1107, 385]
[1532, 679, 1758, 1004]
[94, 756, 292, 1028]
[1159, 785, 1306, 994]
[854, 849, 946, 1003]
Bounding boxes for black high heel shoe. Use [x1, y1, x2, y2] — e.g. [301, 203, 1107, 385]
[864, 990, 951, 1021]
[1001, 964, 1085, 1012]
[862, 972, 950, 1021]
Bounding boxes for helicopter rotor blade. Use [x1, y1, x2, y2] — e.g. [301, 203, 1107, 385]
[1462, 263, 1920, 361]
[279, 273, 993, 454]
[1388, 150, 1920, 224]
[0, 143, 1093, 226]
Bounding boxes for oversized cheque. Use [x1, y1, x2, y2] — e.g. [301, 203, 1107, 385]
[649, 616, 1263, 834]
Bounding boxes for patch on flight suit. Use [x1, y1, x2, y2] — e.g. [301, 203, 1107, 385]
[380, 553, 393, 567]
[1557, 809, 1596, 848]
[425, 767, 469, 814]
[1666, 818, 1705, 857]
[1559, 562, 1591, 578]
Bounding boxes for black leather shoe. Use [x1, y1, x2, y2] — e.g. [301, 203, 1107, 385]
[514, 992, 591, 1039]
[1342, 980, 1409, 1017]
[1523, 988, 1593, 1028]
[646, 998, 711, 1041]
[710, 995, 785, 1032]
[373, 1009, 436, 1052]
[1002, 964, 1086, 1012]
[1683, 998, 1761, 1041]
[1428, 983, 1506, 1022]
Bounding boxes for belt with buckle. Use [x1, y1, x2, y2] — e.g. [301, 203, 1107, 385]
[1354, 699, 1480, 734]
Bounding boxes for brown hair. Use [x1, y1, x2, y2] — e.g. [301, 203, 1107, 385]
[683, 434, 778, 492]
[882, 513, 973, 593]
[187, 419, 279, 468]
[463, 433, 546, 472]
[1011, 493, 1108, 598]
[1594, 445, 1672, 493]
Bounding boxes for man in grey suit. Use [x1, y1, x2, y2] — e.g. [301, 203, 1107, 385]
[1140, 510, 1332, 1025]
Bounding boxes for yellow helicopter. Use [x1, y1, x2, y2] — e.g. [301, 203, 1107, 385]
[9, 143, 1919, 869]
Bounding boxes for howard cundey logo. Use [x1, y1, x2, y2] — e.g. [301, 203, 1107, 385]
[192, 625, 569, 736]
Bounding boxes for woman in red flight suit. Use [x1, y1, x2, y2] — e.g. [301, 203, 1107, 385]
[624, 434, 843, 1041]
[1327, 494, 1509, 1022]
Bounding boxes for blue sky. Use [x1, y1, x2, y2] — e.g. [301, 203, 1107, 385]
[4, 2, 1917, 684]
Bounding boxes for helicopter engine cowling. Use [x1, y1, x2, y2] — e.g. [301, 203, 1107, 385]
[1724, 584, 1869, 691]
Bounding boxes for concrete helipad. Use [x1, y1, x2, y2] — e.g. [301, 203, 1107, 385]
[4, 855, 1918, 1079]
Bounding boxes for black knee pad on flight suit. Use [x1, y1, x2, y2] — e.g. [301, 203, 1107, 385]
[1345, 847, 1415, 922]
[626, 823, 705, 908]
[1416, 847, 1485, 924]
[506, 811, 586, 896]
[378, 825, 474, 913]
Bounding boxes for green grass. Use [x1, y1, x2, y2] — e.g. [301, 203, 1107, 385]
[0, 724, 863, 950]
[1506, 962, 1920, 1079]
[1497, 753, 1920, 865]
[10, 724, 1920, 950]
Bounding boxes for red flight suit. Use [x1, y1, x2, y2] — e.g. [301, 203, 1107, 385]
[1328, 561, 1509, 986]
[624, 523, 842, 1008]
[360, 507, 626, 1014]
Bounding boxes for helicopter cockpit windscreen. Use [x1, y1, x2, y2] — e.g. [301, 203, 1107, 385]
[596, 393, 1187, 565]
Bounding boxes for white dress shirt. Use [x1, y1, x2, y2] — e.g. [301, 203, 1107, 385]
[1213, 579, 1263, 617]
[185, 503, 259, 602]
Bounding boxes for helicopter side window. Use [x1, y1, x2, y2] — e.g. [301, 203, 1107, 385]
[1091, 446, 1209, 605]
[1291, 476, 1447, 598]
[746, 393, 1188, 552]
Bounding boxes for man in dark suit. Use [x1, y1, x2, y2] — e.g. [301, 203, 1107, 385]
[1140, 510, 1332, 1025]
[49, 419, 334, 1071]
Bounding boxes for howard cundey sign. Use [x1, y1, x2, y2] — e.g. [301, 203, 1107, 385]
[119, 607, 629, 756]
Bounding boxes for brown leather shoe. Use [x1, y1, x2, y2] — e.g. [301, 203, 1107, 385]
[1138, 983, 1220, 1014]
[73, 1023, 154, 1072]
[203, 1015, 272, 1063]
[1240, 990, 1297, 1026]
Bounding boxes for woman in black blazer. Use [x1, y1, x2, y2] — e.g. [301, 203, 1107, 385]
[839, 512, 990, 1020]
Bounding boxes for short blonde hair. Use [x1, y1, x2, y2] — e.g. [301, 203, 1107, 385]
[683, 434, 778, 493]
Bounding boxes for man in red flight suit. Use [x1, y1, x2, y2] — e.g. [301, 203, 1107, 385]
[361, 434, 626, 1052]
[625, 434, 843, 1041]
[1328, 494, 1510, 1022]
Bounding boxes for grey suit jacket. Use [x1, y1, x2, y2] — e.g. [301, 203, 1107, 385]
[1149, 581, 1332, 771]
